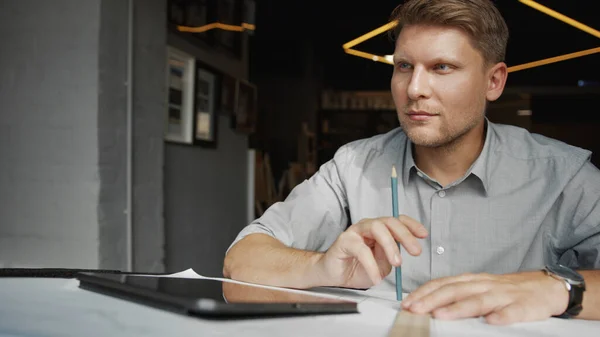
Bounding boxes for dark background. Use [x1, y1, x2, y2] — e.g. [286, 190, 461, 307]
[252, 0, 599, 89]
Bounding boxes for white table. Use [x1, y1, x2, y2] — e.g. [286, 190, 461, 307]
[0, 277, 598, 337]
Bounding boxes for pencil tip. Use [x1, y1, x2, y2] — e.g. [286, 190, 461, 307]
[392, 165, 397, 178]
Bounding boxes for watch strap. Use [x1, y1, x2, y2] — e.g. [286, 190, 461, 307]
[554, 281, 584, 318]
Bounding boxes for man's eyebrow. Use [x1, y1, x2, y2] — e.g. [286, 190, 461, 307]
[429, 56, 462, 64]
[392, 54, 408, 63]
[392, 55, 464, 66]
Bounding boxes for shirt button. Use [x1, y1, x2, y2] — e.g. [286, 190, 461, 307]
[438, 190, 446, 197]
[436, 246, 445, 255]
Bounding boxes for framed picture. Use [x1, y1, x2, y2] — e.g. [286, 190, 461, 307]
[165, 46, 196, 144]
[193, 66, 218, 147]
[232, 79, 257, 134]
[220, 74, 237, 116]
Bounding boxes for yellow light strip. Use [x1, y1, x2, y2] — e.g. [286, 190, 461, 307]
[508, 46, 600, 72]
[342, 1, 599, 73]
[342, 21, 397, 65]
[518, 0, 600, 39]
[177, 22, 255, 33]
[178, 22, 218, 33]
[241, 23, 255, 31]
[343, 21, 398, 50]
[345, 48, 393, 65]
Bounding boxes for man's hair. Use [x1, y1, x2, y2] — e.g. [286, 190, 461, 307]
[389, 0, 509, 65]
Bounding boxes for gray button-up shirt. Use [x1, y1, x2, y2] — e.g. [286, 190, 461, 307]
[230, 120, 600, 292]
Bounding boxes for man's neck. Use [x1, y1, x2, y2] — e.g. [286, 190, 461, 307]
[413, 121, 486, 187]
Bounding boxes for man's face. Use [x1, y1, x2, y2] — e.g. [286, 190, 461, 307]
[391, 24, 492, 148]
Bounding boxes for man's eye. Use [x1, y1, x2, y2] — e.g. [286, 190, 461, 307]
[435, 64, 451, 71]
[397, 62, 411, 70]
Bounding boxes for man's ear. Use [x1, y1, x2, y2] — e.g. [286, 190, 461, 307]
[486, 62, 508, 102]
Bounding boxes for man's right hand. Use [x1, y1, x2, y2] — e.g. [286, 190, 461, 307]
[314, 215, 428, 289]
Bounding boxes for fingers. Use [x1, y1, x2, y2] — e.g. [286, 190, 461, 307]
[387, 219, 422, 256]
[403, 273, 488, 308]
[370, 220, 402, 266]
[344, 215, 427, 272]
[355, 216, 426, 257]
[372, 243, 393, 275]
[431, 290, 512, 320]
[398, 215, 429, 238]
[385, 215, 427, 255]
[341, 232, 383, 285]
[408, 279, 493, 314]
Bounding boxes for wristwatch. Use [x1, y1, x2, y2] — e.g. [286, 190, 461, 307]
[543, 264, 586, 318]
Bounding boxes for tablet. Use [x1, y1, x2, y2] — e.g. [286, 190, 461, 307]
[76, 272, 358, 319]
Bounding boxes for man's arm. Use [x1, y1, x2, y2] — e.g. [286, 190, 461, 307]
[224, 214, 428, 290]
[223, 233, 324, 288]
[225, 217, 428, 290]
[222, 145, 351, 288]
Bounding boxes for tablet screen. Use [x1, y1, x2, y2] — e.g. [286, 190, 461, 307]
[76, 272, 358, 317]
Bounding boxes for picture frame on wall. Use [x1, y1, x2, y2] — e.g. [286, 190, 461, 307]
[165, 46, 195, 144]
[193, 66, 218, 147]
[232, 79, 257, 134]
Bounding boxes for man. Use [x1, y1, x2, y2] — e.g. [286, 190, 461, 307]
[224, 0, 600, 325]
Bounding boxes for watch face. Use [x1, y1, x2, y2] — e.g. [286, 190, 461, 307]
[547, 264, 585, 283]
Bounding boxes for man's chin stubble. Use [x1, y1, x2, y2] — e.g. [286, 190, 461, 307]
[405, 128, 464, 152]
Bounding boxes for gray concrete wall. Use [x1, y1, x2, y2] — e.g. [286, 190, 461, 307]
[97, 0, 167, 272]
[131, 0, 167, 273]
[97, 0, 129, 271]
[0, 0, 102, 268]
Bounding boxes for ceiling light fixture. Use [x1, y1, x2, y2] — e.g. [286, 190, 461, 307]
[342, 1, 599, 72]
[177, 22, 255, 33]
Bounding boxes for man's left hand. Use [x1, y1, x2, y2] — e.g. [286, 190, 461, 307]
[402, 271, 570, 325]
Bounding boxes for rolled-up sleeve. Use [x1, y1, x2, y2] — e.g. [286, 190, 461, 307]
[554, 160, 600, 269]
[228, 145, 351, 253]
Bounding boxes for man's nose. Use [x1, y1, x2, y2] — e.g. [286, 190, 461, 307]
[407, 68, 431, 101]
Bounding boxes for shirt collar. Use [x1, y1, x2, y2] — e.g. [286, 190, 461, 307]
[401, 118, 495, 195]
[402, 135, 416, 187]
[468, 118, 494, 194]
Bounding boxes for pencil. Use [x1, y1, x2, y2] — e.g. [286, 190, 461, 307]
[391, 165, 402, 301]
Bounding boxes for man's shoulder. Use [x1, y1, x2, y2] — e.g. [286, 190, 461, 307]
[490, 122, 592, 164]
